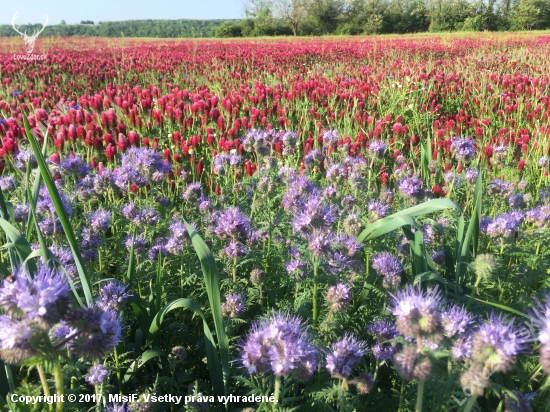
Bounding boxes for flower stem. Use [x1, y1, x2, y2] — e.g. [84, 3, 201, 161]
[37, 364, 53, 412]
[463, 394, 478, 412]
[273, 376, 281, 411]
[53, 363, 64, 412]
[415, 380, 424, 412]
[339, 378, 347, 412]
[313, 258, 319, 325]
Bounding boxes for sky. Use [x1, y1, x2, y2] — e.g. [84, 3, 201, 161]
[0, 0, 245, 25]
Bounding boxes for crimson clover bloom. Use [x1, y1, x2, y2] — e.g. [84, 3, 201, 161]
[240, 311, 317, 382]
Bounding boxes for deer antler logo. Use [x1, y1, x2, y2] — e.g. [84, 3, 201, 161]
[11, 12, 48, 55]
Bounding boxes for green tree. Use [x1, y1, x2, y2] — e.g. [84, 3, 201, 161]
[511, 0, 550, 29]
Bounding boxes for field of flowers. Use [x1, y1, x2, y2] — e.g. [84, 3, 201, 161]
[1, 33, 550, 411]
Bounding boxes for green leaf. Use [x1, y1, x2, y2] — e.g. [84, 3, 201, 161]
[357, 199, 460, 242]
[466, 296, 529, 319]
[25, 126, 49, 243]
[122, 349, 164, 384]
[147, 298, 225, 399]
[413, 271, 447, 287]
[0, 218, 35, 274]
[126, 227, 137, 286]
[0, 190, 19, 273]
[21, 112, 93, 305]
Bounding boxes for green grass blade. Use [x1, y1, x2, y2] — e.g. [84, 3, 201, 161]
[184, 219, 230, 397]
[21, 111, 94, 305]
[148, 297, 225, 398]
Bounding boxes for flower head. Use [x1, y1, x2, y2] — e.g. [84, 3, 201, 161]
[390, 284, 443, 340]
[471, 313, 528, 372]
[221, 292, 246, 318]
[85, 365, 109, 385]
[240, 311, 317, 382]
[326, 334, 367, 379]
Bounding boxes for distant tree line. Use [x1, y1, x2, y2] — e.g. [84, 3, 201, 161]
[1, 0, 549, 42]
[0, 19, 236, 38]
[212, 0, 550, 37]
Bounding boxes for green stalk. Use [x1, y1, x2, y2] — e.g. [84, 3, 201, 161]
[37, 365, 53, 412]
[53, 363, 64, 412]
[312, 258, 319, 325]
[339, 378, 347, 412]
[463, 394, 478, 412]
[273, 376, 281, 411]
[415, 380, 424, 412]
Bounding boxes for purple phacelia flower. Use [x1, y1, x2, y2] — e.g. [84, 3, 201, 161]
[239, 311, 317, 382]
[326, 284, 351, 312]
[221, 292, 246, 318]
[390, 284, 443, 340]
[450, 137, 476, 163]
[85, 365, 109, 385]
[326, 334, 367, 379]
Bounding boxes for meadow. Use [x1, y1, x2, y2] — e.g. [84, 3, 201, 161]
[1, 33, 550, 411]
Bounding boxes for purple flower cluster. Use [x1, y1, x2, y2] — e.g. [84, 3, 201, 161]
[368, 200, 390, 221]
[372, 252, 403, 289]
[471, 313, 528, 372]
[441, 304, 478, 360]
[486, 211, 524, 238]
[97, 282, 132, 312]
[114, 147, 170, 190]
[398, 175, 424, 200]
[221, 292, 246, 318]
[240, 311, 317, 382]
[326, 284, 351, 312]
[450, 137, 476, 162]
[368, 140, 387, 159]
[390, 284, 444, 342]
[85, 364, 109, 385]
[368, 320, 400, 361]
[326, 334, 367, 379]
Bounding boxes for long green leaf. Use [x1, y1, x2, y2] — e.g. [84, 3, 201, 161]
[466, 296, 529, 319]
[357, 199, 460, 242]
[122, 349, 164, 384]
[0, 218, 35, 274]
[184, 219, 230, 398]
[456, 170, 482, 289]
[21, 112, 93, 305]
[126, 227, 137, 286]
[0, 190, 19, 273]
[25, 129, 49, 243]
[148, 298, 225, 398]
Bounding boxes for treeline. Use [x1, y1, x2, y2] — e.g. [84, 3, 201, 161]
[0, 19, 235, 38]
[213, 0, 550, 37]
